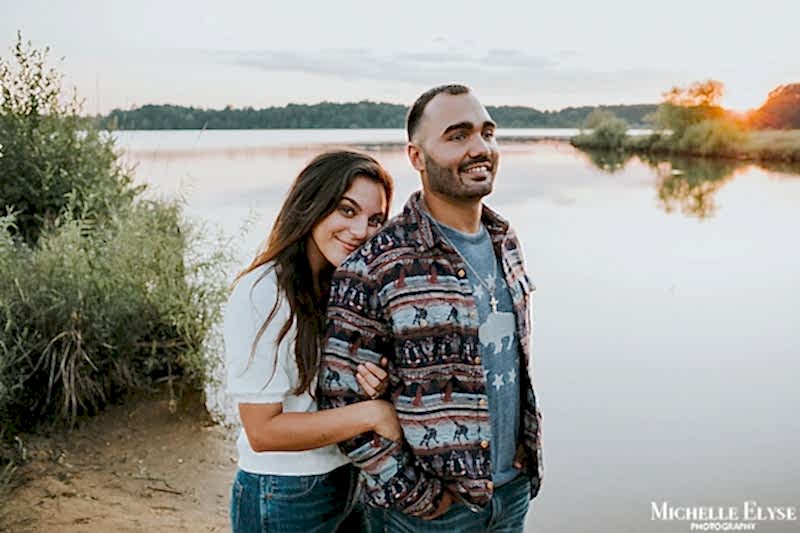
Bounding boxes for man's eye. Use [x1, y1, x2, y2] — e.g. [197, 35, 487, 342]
[483, 130, 495, 140]
[450, 133, 466, 141]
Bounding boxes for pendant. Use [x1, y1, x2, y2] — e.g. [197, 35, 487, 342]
[489, 294, 498, 313]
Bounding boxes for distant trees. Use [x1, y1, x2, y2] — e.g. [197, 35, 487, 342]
[749, 84, 800, 129]
[96, 102, 658, 130]
[652, 80, 728, 138]
[570, 79, 800, 162]
[582, 109, 629, 148]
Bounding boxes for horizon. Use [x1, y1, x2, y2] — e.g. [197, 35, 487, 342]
[4, 0, 798, 114]
[94, 99, 662, 115]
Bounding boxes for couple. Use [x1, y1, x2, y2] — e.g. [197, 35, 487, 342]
[224, 84, 543, 532]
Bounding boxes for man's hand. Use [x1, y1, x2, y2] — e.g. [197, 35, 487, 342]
[422, 489, 455, 520]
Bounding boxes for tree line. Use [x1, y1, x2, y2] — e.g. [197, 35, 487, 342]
[95, 101, 659, 130]
[95, 83, 799, 131]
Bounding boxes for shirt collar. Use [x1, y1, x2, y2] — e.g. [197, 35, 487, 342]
[402, 191, 510, 252]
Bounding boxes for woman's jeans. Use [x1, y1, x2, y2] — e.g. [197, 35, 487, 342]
[230, 464, 363, 533]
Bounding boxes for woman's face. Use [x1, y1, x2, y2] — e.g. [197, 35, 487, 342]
[309, 176, 388, 268]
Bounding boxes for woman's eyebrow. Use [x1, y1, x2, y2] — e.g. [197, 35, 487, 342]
[340, 196, 361, 210]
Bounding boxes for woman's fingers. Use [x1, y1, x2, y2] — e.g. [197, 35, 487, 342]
[356, 371, 378, 398]
[363, 361, 387, 381]
[357, 360, 390, 398]
[358, 365, 381, 387]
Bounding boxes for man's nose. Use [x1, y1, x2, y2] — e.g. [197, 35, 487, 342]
[468, 133, 491, 157]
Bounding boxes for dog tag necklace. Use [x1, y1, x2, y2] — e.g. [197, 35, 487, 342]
[431, 218, 500, 315]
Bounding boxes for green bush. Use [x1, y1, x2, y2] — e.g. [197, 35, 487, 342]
[0, 33, 141, 246]
[0, 34, 228, 491]
[676, 119, 745, 156]
[572, 109, 629, 150]
[0, 203, 227, 432]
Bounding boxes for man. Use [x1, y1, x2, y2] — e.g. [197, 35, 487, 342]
[319, 84, 542, 532]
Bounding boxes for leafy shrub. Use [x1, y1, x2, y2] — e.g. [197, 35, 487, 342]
[0, 33, 140, 246]
[0, 203, 227, 433]
[676, 119, 745, 156]
[0, 34, 228, 490]
[572, 109, 629, 149]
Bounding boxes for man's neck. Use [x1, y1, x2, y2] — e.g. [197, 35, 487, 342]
[421, 190, 483, 233]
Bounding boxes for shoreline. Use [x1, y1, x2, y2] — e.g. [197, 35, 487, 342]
[571, 129, 800, 164]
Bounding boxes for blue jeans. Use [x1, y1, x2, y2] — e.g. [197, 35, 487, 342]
[381, 474, 531, 533]
[230, 464, 363, 533]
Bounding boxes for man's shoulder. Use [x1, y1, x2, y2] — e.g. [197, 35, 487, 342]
[336, 212, 423, 280]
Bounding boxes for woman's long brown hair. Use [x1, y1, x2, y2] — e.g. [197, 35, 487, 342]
[235, 150, 393, 395]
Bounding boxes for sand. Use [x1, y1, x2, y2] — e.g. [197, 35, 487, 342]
[1, 386, 237, 532]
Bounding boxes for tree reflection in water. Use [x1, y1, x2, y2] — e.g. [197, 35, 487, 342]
[578, 149, 772, 219]
[647, 156, 739, 219]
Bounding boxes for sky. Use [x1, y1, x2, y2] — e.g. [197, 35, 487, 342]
[3, 0, 798, 114]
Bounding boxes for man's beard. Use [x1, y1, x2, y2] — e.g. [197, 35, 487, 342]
[424, 155, 496, 200]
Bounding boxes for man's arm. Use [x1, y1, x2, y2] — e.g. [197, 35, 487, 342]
[318, 268, 447, 517]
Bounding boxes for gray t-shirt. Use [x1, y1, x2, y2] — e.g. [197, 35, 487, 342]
[436, 221, 521, 487]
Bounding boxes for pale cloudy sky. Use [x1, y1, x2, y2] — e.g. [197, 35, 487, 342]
[3, 0, 798, 113]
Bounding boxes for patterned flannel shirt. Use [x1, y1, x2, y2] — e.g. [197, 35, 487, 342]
[319, 191, 543, 517]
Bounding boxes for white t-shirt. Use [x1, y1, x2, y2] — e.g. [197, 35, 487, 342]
[223, 264, 349, 475]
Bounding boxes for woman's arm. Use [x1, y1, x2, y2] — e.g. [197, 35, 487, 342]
[239, 399, 400, 453]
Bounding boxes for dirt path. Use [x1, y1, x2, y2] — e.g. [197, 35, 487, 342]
[1, 386, 237, 532]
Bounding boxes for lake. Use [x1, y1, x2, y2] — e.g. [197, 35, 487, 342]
[115, 129, 800, 533]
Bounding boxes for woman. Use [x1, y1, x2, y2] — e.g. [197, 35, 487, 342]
[224, 151, 397, 532]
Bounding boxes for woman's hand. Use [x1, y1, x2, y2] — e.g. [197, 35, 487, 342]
[369, 400, 403, 442]
[356, 357, 390, 399]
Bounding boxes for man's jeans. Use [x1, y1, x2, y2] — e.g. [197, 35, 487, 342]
[230, 464, 362, 533]
[382, 474, 531, 533]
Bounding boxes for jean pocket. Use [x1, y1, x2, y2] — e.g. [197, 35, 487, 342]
[269, 473, 324, 501]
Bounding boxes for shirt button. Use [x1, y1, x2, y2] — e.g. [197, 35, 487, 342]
[457, 269, 466, 278]
[469, 310, 478, 319]
[419, 319, 428, 327]
[478, 398, 487, 407]
[480, 440, 490, 449]
[474, 356, 481, 365]
[486, 481, 494, 491]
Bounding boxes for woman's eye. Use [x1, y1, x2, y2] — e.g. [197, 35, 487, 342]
[368, 217, 384, 228]
[339, 206, 355, 216]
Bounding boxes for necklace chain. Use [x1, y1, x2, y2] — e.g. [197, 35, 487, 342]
[429, 216, 500, 313]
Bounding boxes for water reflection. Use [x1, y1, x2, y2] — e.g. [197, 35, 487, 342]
[580, 149, 800, 218]
[648, 157, 739, 218]
[582, 149, 634, 174]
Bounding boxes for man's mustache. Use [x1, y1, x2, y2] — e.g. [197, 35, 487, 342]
[459, 157, 493, 172]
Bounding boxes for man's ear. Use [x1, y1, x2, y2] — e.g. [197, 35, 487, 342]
[407, 142, 425, 172]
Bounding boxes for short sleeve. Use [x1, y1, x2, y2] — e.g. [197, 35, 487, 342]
[224, 267, 293, 405]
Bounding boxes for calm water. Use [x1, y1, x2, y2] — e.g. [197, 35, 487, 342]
[116, 130, 800, 533]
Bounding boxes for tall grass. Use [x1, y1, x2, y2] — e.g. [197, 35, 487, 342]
[0, 34, 229, 494]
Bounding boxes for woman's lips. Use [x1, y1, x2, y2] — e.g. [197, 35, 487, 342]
[337, 237, 358, 253]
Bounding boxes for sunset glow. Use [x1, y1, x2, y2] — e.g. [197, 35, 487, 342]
[721, 86, 771, 112]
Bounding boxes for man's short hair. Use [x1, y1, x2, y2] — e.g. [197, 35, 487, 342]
[406, 84, 471, 141]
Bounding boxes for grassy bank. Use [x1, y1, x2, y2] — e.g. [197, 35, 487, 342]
[572, 81, 800, 163]
[0, 35, 228, 497]
[573, 126, 800, 163]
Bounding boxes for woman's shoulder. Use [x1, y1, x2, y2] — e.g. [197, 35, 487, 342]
[226, 263, 282, 319]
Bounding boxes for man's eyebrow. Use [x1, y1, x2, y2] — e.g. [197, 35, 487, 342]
[442, 120, 497, 135]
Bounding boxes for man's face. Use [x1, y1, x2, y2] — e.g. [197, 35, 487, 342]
[409, 92, 499, 201]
